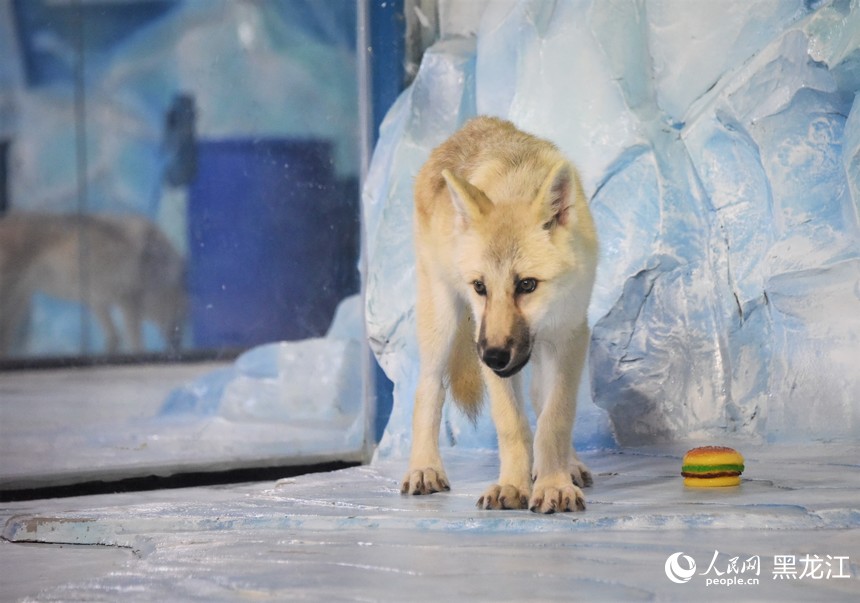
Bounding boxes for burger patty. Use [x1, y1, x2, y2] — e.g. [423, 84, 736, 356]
[681, 471, 742, 479]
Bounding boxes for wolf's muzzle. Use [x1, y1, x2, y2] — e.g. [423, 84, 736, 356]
[481, 347, 530, 378]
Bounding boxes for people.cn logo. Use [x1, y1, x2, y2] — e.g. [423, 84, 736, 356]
[665, 552, 697, 584]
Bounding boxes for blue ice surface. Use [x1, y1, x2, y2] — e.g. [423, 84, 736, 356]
[364, 0, 860, 458]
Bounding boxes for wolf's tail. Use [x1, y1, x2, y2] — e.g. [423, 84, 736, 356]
[447, 313, 484, 421]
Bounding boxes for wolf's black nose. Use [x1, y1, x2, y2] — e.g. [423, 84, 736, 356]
[482, 347, 511, 371]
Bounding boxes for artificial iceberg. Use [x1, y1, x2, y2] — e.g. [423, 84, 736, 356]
[364, 0, 860, 455]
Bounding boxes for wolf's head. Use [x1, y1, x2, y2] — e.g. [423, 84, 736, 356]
[442, 160, 594, 378]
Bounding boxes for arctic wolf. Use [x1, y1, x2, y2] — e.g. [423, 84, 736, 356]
[402, 116, 598, 513]
[0, 213, 186, 356]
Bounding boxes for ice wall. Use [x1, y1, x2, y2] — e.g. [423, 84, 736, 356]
[365, 0, 860, 455]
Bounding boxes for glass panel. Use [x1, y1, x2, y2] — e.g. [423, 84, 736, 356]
[0, 0, 370, 491]
[1, 0, 360, 361]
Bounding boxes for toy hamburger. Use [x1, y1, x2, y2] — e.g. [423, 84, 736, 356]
[682, 446, 744, 487]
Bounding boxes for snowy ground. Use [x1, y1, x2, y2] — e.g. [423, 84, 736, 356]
[2, 443, 858, 601]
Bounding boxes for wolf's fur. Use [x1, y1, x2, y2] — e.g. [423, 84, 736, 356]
[402, 117, 598, 513]
[0, 213, 186, 356]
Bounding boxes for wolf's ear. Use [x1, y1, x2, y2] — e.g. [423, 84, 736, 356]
[534, 160, 575, 230]
[442, 169, 493, 226]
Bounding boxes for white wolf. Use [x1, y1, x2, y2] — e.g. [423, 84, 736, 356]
[0, 213, 185, 356]
[402, 117, 598, 513]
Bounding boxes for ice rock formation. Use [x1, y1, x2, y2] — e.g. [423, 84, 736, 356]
[365, 0, 860, 454]
[161, 295, 363, 428]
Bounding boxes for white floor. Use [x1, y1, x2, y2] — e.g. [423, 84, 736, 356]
[0, 363, 365, 490]
[2, 444, 858, 601]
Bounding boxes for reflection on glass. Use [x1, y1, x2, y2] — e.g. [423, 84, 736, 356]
[1, 0, 361, 361]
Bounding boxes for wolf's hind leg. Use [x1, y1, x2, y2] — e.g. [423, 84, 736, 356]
[569, 448, 593, 488]
[94, 304, 121, 354]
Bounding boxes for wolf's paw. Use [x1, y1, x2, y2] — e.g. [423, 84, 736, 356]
[401, 468, 450, 495]
[569, 456, 593, 488]
[476, 484, 530, 510]
[529, 476, 586, 513]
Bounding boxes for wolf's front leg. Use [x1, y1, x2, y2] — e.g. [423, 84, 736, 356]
[401, 370, 450, 494]
[402, 273, 458, 495]
[529, 324, 590, 513]
[477, 371, 533, 510]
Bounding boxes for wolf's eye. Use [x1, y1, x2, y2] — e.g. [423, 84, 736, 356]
[472, 280, 487, 296]
[516, 278, 538, 294]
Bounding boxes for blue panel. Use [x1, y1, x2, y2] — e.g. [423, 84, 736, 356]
[370, 0, 405, 142]
[187, 139, 358, 348]
[368, 0, 405, 436]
